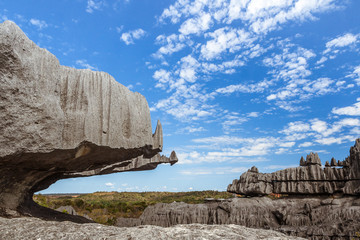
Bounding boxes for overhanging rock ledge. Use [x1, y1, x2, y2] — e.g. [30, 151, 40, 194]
[0, 20, 177, 222]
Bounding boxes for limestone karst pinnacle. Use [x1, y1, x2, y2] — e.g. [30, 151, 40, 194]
[227, 138, 360, 196]
[0, 20, 177, 222]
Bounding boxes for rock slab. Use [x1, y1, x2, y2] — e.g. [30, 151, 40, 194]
[0, 217, 305, 240]
[0, 20, 177, 222]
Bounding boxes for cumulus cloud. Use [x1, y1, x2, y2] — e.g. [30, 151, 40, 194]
[121, 29, 146, 45]
[105, 182, 115, 188]
[179, 13, 213, 35]
[332, 98, 360, 116]
[281, 117, 359, 144]
[216, 79, 273, 94]
[151, 0, 350, 123]
[160, 0, 340, 35]
[191, 136, 296, 159]
[76, 59, 98, 71]
[29, 18, 48, 29]
[201, 27, 255, 60]
[324, 33, 359, 54]
[176, 126, 206, 134]
[86, 0, 105, 13]
[180, 167, 248, 175]
[346, 65, 360, 86]
[154, 34, 188, 58]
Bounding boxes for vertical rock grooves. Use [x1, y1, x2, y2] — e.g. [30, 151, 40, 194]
[0, 20, 177, 222]
[227, 139, 360, 196]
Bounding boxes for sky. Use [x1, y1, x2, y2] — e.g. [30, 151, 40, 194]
[1, 0, 359, 193]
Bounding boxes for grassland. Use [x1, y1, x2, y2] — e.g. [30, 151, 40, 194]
[33, 191, 234, 225]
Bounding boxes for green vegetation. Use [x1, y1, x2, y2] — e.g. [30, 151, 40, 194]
[33, 191, 233, 225]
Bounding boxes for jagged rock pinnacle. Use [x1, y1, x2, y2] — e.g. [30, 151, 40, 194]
[228, 139, 360, 196]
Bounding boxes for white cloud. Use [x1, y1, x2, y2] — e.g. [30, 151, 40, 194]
[316, 56, 328, 65]
[216, 79, 272, 94]
[177, 126, 206, 134]
[201, 59, 245, 74]
[282, 117, 359, 145]
[154, 34, 188, 58]
[354, 66, 360, 85]
[180, 167, 248, 175]
[303, 78, 334, 95]
[160, 0, 340, 35]
[263, 44, 315, 82]
[299, 142, 313, 147]
[29, 18, 48, 29]
[315, 135, 355, 145]
[86, 0, 105, 13]
[191, 136, 296, 159]
[324, 33, 358, 53]
[153, 69, 172, 89]
[332, 99, 360, 116]
[75, 60, 98, 71]
[263, 164, 298, 170]
[105, 182, 115, 188]
[179, 13, 213, 35]
[346, 65, 360, 86]
[201, 27, 255, 60]
[121, 29, 146, 45]
[222, 113, 248, 133]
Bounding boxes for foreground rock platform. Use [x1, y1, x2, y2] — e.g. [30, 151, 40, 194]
[0, 20, 177, 222]
[228, 139, 360, 196]
[0, 217, 305, 240]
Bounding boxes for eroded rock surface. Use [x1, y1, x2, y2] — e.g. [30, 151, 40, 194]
[116, 140, 360, 239]
[0, 21, 177, 222]
[0, 217, 305, 240]
[228, 139, 360, 196]
[121, 196, 360, 239]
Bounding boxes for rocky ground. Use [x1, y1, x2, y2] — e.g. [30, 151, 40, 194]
[0, 217, 305, 240]
[117, 196, 360, 239]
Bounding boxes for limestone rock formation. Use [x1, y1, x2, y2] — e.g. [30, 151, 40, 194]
[115, 140, 360, 239]
[227, 139, 360, 196]
[0, 21, 177, 222]
[0, 217, 305, 240]
[120, 197, 360, 239]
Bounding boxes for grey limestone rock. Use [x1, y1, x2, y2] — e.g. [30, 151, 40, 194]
[123, 196, 360, 239]
[227, 139, 360, 196]
[0, 217, 305, 240]
[0, 21, 177, 222]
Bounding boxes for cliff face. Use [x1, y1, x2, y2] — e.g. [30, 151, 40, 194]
[227, 139, 360, 196]
[0, 21, 177, 222]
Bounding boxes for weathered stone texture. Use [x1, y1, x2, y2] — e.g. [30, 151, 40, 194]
[0, 217, 305, 240]
[121, 197, 360, 239]
[227, 139, 360, 196]
[0, 21, 177, 221]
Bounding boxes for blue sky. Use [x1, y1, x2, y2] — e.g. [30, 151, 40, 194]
[1, 0, 359, 193]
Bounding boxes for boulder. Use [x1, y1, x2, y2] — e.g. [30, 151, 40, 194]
[0, 21, 177, 222]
